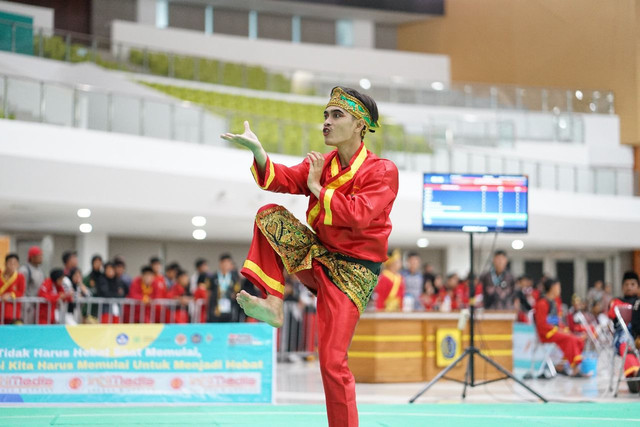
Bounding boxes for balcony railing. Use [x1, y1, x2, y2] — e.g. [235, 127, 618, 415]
[0, 18, 615, 116]
[0, 72, 636, 196]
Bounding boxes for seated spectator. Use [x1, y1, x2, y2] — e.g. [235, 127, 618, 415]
[513, 275, 537, 323]
[126, 266, 165, 323]
[1, 253, 25, 324]
[374, 250, 405, 312]
[534, 278, 586, 377]
[165, 270, 191, 324]
[479, 250, 515, 310]
[38, 269, 73, 325]
[607, 271, 640, 392]
[567, 294, 594, 335]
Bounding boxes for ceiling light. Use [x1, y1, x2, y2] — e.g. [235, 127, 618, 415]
[359, 78, 371, 90]
[77, 208, 91, 218]
[575, 90, 583, 101]
[191, 216, 206, 227]
[79, 223, 93, 233]
[417, 238, 429, 248]
[192, 229, 207, 240]
[511, 239, 524, 250]
[431, 81, 444, 91]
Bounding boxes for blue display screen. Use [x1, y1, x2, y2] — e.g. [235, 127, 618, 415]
[422, 173, 528, 233]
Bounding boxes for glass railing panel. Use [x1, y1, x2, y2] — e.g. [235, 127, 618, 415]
[42, 84, 73, 127]
[6, 77, 40, 121]
[111, 94, 141, 135]
[142, 99, 171, 140]
[594, 168, 616, 195]
[173, 105, 201, 143]
[76, 91, 108, 131]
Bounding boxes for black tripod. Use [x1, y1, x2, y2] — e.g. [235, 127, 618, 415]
[409, 232, 548, 403]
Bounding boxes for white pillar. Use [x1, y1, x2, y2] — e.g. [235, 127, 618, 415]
[77, 232, 109, 273]
[574, 256, 587, 298]
[510, 257, 524, 278]
[137, 0, 157, 26]
[41, 234, 54, 275]
[445, 244, 470, 278]
[543, 255, 556, 278]
[611, 253, 622, 296]
[352, 19, 375, 49]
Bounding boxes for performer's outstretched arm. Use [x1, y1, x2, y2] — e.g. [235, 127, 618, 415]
[221, 121, 311, 195]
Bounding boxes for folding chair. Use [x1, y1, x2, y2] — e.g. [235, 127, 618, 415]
[575, 311, 606, 354]
[526, 309, 557, 379]
[609, 305, 640, 397]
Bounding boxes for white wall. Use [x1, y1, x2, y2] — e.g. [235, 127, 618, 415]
[0, 0, 53, 31]
[111, 20, 450, 83]
[1, 119, 639, 254]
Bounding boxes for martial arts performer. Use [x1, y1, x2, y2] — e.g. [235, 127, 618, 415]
[534, 278, 586, 377]
[221, 86, 398, 427]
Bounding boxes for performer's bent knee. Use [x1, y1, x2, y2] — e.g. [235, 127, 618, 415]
[256, 203, 282, 215]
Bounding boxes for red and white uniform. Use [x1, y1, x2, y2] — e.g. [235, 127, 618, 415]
[126, 277, 166, 323]
[37, 279, 71, 325]
[534, 297, 585, 368]
[242, 143, 398, 427]
[165, 284, 189, 324]
[375, 270, 405, 311]
[0, 270, 25, 324]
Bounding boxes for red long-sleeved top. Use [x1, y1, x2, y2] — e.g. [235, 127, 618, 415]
[128, 277, 165, 301]
[37, 278, 71, 324]
[375, 270, 405, 311]
[534, 297, 566, 342]
[251, 143, 399, 262]
[0, 271, 25, 322]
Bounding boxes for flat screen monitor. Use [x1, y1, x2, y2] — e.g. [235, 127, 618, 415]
[422, 173, 528, 233]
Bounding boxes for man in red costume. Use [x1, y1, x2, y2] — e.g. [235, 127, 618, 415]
[1, 253, 25, 324]
[127, 266, 165, 323]
[534, 278, 586, 377]
[38, 269, 73, 325]
[222, 86, 397, 426]
[607, 271, 639, 392]
[375, 250, 405, 311]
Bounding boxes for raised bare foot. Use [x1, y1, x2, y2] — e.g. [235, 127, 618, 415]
[236, 290, 284, 328]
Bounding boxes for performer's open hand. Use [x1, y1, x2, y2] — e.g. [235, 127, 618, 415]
[220, 121, 262, 153]
[307, 151, 324, 197]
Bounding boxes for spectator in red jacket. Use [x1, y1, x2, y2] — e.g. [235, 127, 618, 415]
[608, 271, 639, 392]
[37, 269, 73, 325]
[165, 270, 191, 323]
[126, 266, 164, 323]
[534, 278, 586, 377]
[375, 250, 405, 312]
[1, 253, 25, 324]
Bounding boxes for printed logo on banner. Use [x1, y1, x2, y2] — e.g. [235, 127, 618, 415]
[175, 334, 187, 346]
[116, 333, 129, 346]
[205, 334, 213, 343]
[0, 376, 54, 390]
[170, 377, 184, 390]
[228, 334, 263, 346]
[68, 377, 82, 390]
[191, 334, 202, 344]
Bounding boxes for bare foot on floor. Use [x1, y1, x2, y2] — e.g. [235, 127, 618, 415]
[236, 290, 284, 328]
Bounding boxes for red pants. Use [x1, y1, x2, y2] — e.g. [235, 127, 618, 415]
[620, 343, 640, 377]
[241, 205, 360, 427]
[542, 331, 585, 367]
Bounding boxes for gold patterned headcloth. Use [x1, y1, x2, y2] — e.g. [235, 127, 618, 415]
[326, 87, 380, 137]
[384, 249, 402, 268]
